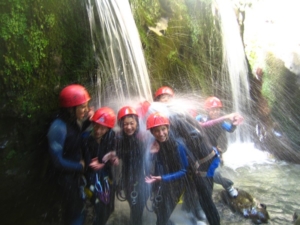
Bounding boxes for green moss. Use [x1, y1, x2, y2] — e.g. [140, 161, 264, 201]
[131, 0, 222, 94]
[0, 0, 94, 120]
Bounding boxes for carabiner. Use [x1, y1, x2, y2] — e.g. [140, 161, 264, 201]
[131, 182, 139, 205]
[94, 173, 103, 193]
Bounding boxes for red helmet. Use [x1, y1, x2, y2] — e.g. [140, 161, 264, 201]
[154, 86, 174, 99]
[59, 84, 91, 107]
[204, 96, 222, 110]
[117, 106, 138, 121]
[146, 112, 169, 130]
[136, 101, 151, 118]
[91, 107, 116, 128]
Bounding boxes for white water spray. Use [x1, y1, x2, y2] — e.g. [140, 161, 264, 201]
[223, 142, 274, 170]
[86, 0, 152, 107]
[215, 0, 251, 142]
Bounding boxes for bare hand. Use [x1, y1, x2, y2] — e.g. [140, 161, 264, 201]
[227, 113, 244, 125]
[145, 175, 161, 184]
[232, 113, 244, 125]
[150, 141, 160, 153]
[110, 156, 119, 166]
[89, 157, 105, 171]
[87, 106, 95, 120]
[102, 151, 116, 163]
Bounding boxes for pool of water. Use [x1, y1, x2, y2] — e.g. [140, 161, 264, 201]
[103, 143, 300, 225]
[1, 140, 299, 225]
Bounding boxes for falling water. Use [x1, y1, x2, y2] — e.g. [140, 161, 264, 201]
[86, 0, 152, 107]
[82, 1, 300, 225]
[214, 0, 251, 142]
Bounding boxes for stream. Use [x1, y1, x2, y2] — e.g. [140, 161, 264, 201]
[102, 143, 299, 225]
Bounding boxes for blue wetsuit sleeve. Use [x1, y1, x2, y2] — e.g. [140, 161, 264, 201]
[195, 114, 204, 122]
[161, 144, 188, 182]
[195, 115, 201, 122]
[222, 121, 236, 133]
[47, 119, 83, 171]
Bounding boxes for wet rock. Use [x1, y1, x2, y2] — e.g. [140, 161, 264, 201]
[220, 189, 270, 224]
[294, 212, 300, 225]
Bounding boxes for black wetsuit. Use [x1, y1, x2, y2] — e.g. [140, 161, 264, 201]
[116, 131, 148, 225]
[150, 132, 188, 225]
[47, 118, 91, 225]
[197, 115, 236, 190]
[82, 129, 116, 225]
[170, 114, 221, 225]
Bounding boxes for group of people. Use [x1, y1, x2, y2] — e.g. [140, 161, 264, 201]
[47, 84, 243, 225]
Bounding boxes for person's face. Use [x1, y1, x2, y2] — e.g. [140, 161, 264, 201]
[123, 116, 137, 136]
[93, 123, 109, 139]
[151, 125, 169, 142]
[158, 94, 172, 103]
[75, 102, 89, 120]
[208, 107, 221, 119]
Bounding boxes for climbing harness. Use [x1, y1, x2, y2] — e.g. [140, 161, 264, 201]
[116, 175, 127, 202]
[193, 147, 220, 177]
[79, 175, 87, 200]
[146, 185, 163, 212]
[130, 182, 139, 205]
[95, 173, 110, 204]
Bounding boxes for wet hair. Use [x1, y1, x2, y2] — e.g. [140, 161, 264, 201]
[59, 107, 77, 124]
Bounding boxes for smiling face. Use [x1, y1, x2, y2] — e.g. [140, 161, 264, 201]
[75, 102, 89, 120]
[151, 125, 169, 142]
[207, 107, 221, 120]
[122, 116, 138, 136]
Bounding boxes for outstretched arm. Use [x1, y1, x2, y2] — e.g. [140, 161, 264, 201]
[198, 113, 243, 127]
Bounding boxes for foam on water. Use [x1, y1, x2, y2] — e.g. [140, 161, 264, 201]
[222, 142, 274, 170]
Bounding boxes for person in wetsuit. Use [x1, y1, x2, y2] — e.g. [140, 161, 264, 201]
[145, 112, 189, 225]
[196, 96, 244, 197]
[170, 112, 221, 225]
[152, 86, 221, 225]
[115, 106, 148, 225]
[153, 86, 174, 103]
[47, 84, 93, 225]
[82, 107, 119, 225]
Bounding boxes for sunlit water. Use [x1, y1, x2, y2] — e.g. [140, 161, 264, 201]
[86, 0, 152, 107]
[99, 142, 300, 225]
[215, 0, 251, 143]
[82, 0, 300, 224]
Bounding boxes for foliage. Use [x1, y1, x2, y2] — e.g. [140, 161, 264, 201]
[264, 54, 300, 144]
[0, 0, 223, 158]
[130, 0, 223, 94]
[0, 0, 94, 121]
[5, 149, 16, 160]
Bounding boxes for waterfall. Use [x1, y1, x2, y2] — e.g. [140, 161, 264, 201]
[215, 0, 251, 142]
[86, 0, 152, 108]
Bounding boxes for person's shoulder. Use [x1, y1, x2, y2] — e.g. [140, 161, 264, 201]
[174, 136, 187, 148]
[49, 118, 66, 130]
[47, 118, 67, 139]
